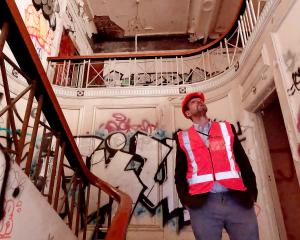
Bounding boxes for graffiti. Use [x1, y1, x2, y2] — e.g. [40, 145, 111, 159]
[32, 0, 60, 30]
[48, 233, 54, 240]
[54, 61, 225, 88]
[0, 153, 23, 238]
[234, 61, 239, 71]
[283, 50, 297, 72]
[25, 5, 55, 56]
[234, 121, 247, 142]
[98, 113, 158, 135]
[75, 129, 187, 229]
[297, 108, 300, 156]
[103, 67, 219, 87]
[0, 199, 22, 238]
[74, 119, 247, 231]
[287, 67, 300, 96]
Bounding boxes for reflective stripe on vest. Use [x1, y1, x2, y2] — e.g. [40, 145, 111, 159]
[181, 122, 242, 185]
[181, 131, 214, 184]
[217, 122, 241, 180]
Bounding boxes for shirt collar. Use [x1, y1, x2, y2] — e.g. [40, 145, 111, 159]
[194, 120, 211, 132]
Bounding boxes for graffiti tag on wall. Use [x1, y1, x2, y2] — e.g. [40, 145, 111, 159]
[297, 108, 300, 156]
[98, 113, 158, 135]
[0, 199, 22, 238]
[25, 5, 55, 58]
[32, 0, 60, 30]
[287, 67, 300, 96]
[76, 113, 247, 231]
[0, 160, 24, 238]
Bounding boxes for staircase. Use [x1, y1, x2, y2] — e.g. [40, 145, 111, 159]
[0, 0, 132, 239]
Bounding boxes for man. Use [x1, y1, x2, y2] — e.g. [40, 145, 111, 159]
[175, 92, 259, 240]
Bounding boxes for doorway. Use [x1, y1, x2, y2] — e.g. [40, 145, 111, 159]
[260, 92, 300, 240]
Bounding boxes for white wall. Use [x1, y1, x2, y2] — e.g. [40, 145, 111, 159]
[57, 87, 275, 239]
[0, 153, 76, 240]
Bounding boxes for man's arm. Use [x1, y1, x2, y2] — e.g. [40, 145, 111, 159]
[174, 133, 190, 207]
[232, 125, 258, 201]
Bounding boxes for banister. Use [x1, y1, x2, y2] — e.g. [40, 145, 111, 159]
[0, 0, 132, 239]
[47, 0, 245, 62]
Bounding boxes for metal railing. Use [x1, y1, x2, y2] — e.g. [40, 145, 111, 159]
[0, 1, 132, 239]
[47, 0, 261, 89]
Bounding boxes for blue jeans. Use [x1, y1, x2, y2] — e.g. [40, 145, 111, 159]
[188, 192, 259, 240]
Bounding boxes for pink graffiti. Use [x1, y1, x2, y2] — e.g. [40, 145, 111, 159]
[24, 5, 54, 55]
[0, 199, 22, 238]
[0, 199, 22, 239]
[99, 113, 158, 134]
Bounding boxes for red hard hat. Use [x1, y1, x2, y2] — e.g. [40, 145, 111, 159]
[181, 92, 205, 118]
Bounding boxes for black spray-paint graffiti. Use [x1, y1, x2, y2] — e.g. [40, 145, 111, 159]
[287, 67, 300, 96]
[75, 119, 246, 232]
[75, 131, 188, 230]
[32, 0, 60, 30]
[104, 67, 222, 87]
[297, 108, 300, 158]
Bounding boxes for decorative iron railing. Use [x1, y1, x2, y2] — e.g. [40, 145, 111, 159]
[46, 0, 263, 89]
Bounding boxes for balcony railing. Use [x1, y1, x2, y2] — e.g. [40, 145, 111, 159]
[47, 0, 263, 89]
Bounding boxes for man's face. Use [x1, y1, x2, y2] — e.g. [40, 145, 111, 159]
[184, 97, 207, 119]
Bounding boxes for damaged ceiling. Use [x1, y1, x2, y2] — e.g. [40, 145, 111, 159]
[82, 0, 264, 53]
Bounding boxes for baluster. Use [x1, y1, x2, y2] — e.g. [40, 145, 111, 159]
[249, 0, 257, 24]
[160, 57, 163, 85]
[16, 81, 36, 165]
[0, 58, 20, 157]
[202, 52, 206, 81]
[33, 127, 47, 186]
[48, 134, 61, 204]
[175, 56, 179, 85]
[65, 60, 71, 86]
[207, 49, 212, 78]
[75, 179, 82, 236]
[134, 58, 137, 86]
[230, 30, 240, 66]
[69, 174, 78, 229]
[245, 11, 252, 37]
[83, 184, 91, 240]
[0, 22, 9, 52]
[238, 21, 246, 48]
[25, 96, 44, 176]
[41, 132, 54, 195]
[240, 16, 248, 44]
[246, 1, 254, 31]
[53, 142, 65, 210]
[108, 196, 113, 228]
[95, 188, 102, 239]
[224, 38, 231, 68]
[181, 56, 184, 84]
[128, 58, 131, 87]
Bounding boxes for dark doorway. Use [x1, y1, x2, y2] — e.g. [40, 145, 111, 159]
[261, 92, 300, 240]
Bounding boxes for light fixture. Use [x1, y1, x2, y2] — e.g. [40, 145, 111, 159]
[128, 0, 146, 34]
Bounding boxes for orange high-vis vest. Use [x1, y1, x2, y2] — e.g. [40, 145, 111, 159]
[177, 121, 246, 195]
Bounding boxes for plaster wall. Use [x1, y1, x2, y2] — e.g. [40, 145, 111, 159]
[0, 153, 76, 240]
[57, 87, 274, 240]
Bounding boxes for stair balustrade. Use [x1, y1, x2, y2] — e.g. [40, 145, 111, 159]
[0, 1, 132, 239]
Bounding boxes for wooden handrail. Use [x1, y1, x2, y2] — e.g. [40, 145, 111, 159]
[0, 0, 132, 239]
[48, 0, 245, 62]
